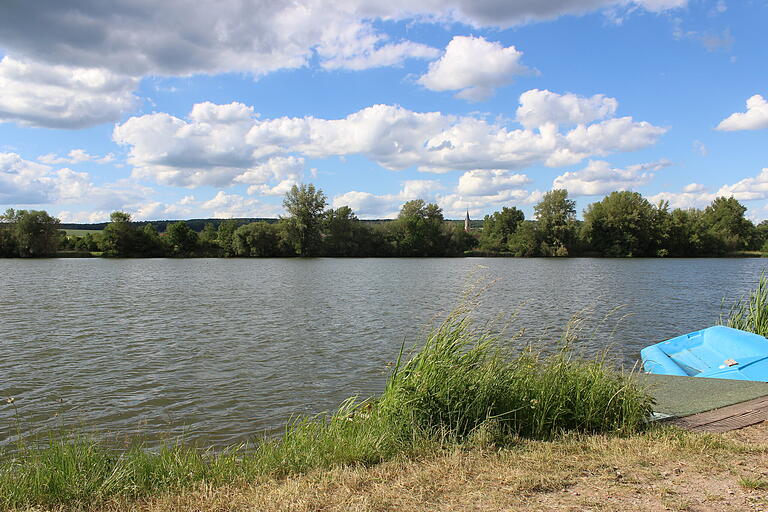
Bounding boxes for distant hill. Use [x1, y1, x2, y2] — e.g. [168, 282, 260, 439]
[60, 218, 277, 233]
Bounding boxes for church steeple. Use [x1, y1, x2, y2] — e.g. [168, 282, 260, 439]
[464, 210, 470, 232]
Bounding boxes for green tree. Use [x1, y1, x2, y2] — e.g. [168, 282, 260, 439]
[282, 184, 327, 256]
[389, 199, 446, 256]
[507, 220, 540, 257]
[100, 211, 138, 256]
[165, 221, 199, 256]
[534, 189, 577, 255]
[2, 209, 62, 257]
[582, 191, 659, 257]
[479, 207, 525, 252]
[216, 219, 239, 257]
[233, 221, 285, 257]
[702, 196, 756, 252]
[322, 206, 360, 256]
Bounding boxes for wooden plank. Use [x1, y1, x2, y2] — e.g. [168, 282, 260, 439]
[670, 395, 768, 432]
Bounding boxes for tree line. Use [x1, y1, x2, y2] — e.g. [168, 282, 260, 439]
[1, 184, 767, 258]
[477, 189, 764, 257]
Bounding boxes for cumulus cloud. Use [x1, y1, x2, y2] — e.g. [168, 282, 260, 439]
[38, 149, 115, 165]
[0, 152, 149, 211]
[649, 168, 768, 210]
[716, 95, 768, 131]
[682, 182, 705, 193]
[114, 102, 272, 188]
[0, 1, 688, 79]
[0, 56, 138, 129]
[317, 22, 438, 70]
[201, 191, 283, 218]
[552, 159, 670, 196]
[456, 169, 531, 196]
[115, 95, 666, 189]
[234, 156, 305, 196]
[333, 179, 443, 218]
[516, 89, 618, 129]
[440, 169, 539, 217]
[418, 36, 529, 101]
[0, 1, 688, 129]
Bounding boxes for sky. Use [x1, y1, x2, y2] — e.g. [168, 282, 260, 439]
[0, 0, 766, 223]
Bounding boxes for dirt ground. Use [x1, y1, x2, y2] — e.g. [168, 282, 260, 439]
[43, 423, 768, 512]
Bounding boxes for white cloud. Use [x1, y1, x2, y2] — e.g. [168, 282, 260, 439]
[682, 182, 705, 193]
[418, 36, 529, 101]
[633, 0, 688, 11]
[38, 149, 116, 165]
[0, 152, 54, 204]
[333, 179, 442, 218]
[0, 1, 688, 80]
[201, 190, 283, 218]
[0, 56, 138, 129]
[717, 95, 768, 131]
[115, 95, 665, 189]
[649, 168, 768, 209]
[692, 140, 708, 156]
[439, 168, 539, 217]
[717, 168, 768, 201]
[317, 22, 438, 70]
[0, 152, 150, 211]
[114, 102, 268, 188]
[0, 1, 688, 129]
[516, 89, 618, 129]
[456, 169, 531, 196]
[234, 156, 305, 196]
[552, 159, 670, 196]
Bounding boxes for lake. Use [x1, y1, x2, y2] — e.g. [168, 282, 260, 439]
[1, 257, 766, 448]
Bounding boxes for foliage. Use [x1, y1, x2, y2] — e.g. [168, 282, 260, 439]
[0, 209, 62, 257]
[3, 184, 766, 259]
[722, 270, 768, 336]
[534, 189, 576, 255]
[165, 221, 199, 257]
[216, 219, 239, 257]
[479, 207, 524, 251]
[388, 199, 447, 256]
[703, 196, 757, 252]
[0, 308, 652, 509]
[101, 212, 169, 257]
[282, 184, 328, 256]
[233, 221, 287, 257]
[507, 221, 540, 257]
[582, 191, 661, 257]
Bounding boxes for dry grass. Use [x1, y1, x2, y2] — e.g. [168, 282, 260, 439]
[23, 422, 766, 512]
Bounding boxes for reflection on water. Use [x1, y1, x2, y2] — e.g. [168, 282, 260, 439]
[0, 257, 765, 447]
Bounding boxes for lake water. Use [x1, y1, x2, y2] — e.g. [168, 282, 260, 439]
[1, 257, 766, 448]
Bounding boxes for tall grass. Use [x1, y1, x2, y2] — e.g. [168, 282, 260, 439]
[0, 309, 653, 510]
[722, 270, 768, 336]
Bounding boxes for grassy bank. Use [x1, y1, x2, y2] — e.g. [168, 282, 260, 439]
[0, 309, 653, 510]
[87, 424, 768, 512]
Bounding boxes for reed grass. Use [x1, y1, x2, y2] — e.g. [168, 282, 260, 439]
[722, 270, 768, 336]
[0, 309, 653, 510]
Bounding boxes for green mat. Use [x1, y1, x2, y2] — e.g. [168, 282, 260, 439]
[636, 374, 768, 418]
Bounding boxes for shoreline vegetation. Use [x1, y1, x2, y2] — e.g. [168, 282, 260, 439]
[3, 184, 768, 259]
[2, 277, 768, 510]
[1, 302, 654, 510]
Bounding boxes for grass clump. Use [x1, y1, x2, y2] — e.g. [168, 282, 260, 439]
[722, 269, 768, 335]
[0, 309, 653, 510]
[378, 312, 653, 443]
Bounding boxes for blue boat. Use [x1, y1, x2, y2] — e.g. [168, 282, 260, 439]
[641, 326, 768, 381]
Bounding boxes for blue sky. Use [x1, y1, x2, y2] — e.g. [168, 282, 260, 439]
[0, 0, 766, 222]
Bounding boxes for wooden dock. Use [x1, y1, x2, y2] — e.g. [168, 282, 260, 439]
[638, 373, 768, 433]
[669, 395, 768, 432]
